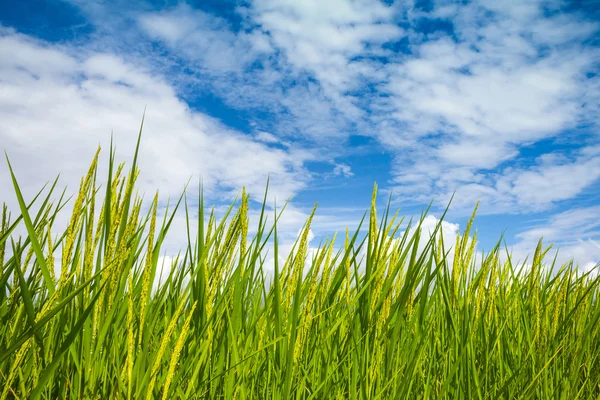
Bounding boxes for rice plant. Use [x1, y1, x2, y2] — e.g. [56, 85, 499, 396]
[1, 131, 599, 399]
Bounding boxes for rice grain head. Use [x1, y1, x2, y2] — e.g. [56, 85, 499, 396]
[0, 204, 10, 271]
[239, 187, 249, 266]
[162, 301, 197, 400]
[0, 339, 30, 400]
[145, 296, 188, 400]
[287, 203, 317, 311]
[138, 192, 158, 347]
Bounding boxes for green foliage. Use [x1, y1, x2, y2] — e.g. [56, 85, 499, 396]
[1, 130, 599, 399]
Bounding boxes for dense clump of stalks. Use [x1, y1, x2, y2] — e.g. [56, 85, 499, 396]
[1, 137, 599, 399]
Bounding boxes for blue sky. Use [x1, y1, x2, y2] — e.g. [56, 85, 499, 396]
[1, 0, 599, 270]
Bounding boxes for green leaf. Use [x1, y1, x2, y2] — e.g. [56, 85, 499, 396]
[5, 155, 56, 295]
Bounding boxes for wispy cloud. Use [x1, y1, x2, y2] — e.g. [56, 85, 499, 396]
[512, 205, 600, 270]
[380, 1, 599, 212]
[130, 0, 600, 214]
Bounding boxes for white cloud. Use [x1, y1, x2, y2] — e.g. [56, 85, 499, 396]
[254, 131, 281, 144]
[332, 163, 354, 178]
[509, 156, 600, 207]
[138, 4, 274, 74]
[438, 141, 518, 169]
[0, 31, 313, 239]
[381, 0, 600, 212]
[402, 148, 600, 214]
[134, 4, 360, 143]
[385, 40, 584, 140]
[251, 0, 403, 121]
[408, 214, 461, 260]
[511, 206, 600, 269]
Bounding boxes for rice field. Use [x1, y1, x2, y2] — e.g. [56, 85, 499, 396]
[1, 134, 599, 399]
